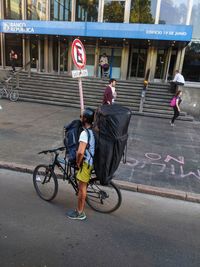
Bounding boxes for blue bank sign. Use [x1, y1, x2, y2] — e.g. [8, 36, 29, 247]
[0, 20, 193, 42]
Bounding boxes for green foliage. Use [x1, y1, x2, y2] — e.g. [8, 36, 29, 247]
[130, 0, 154, 24]
[104, 2, 125, 23]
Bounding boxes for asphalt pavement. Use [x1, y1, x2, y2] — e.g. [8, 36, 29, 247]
[0, 99, 200, 202]
[1, 169, 200, 267]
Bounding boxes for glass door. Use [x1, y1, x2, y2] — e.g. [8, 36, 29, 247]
[155, 49, 168, 80]
[129, 48, 147, 78]
[60, 40, 68, 73]
[168, 49, 177, 81]
[99, 47, 122, 79]
[30, 36, 38, 69]
[85, 46, 95, 77]
[53, 37, 58, 72]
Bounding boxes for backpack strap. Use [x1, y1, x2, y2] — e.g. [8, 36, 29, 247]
[84, 128, 93, 167]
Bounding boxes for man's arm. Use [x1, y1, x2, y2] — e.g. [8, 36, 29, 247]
[76, 141, 87, 168]
[172, 74, 178, 82]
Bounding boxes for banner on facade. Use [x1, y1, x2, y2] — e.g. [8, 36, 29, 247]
[0, 20, 193, 42]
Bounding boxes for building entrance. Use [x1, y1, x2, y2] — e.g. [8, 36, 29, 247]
[155, 48, 177, 82]
[99, 47, 122, 79]
[129, 48, 147, 79]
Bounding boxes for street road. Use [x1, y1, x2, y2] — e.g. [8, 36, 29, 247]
[1, 169, 200, 267]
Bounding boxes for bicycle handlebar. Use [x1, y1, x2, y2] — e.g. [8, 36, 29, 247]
[38, 146, 66, 155]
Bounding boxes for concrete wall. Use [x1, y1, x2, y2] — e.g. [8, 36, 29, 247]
[181, 84, 200, 119]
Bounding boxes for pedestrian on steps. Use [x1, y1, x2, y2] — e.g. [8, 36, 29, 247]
[170, 70, 185, 94]
[9, 49, 18, 72]
[102, 78, 117, 105]
[170, 90, 182, 126]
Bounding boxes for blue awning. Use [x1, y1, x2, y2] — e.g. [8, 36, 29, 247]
[0, 20, 193, 42]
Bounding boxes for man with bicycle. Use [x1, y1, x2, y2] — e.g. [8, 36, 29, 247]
[66, 108, 95, 220]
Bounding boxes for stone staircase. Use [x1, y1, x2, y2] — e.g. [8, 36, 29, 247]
[11, 72, 142, 112]
[142, 83, 193, 121]
[0, 70, 193, 121]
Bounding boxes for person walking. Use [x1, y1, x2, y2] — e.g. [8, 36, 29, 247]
[9, 49, 18, 72]
[66, 108, 95, 220]
[102, 78, 117, 105]
[170, 90, 182, 126]
[170, 70, 185, 94]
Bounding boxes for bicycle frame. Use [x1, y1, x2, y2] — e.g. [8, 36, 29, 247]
[49, 150, 79, 194]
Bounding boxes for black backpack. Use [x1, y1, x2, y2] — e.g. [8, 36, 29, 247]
[63, 120, 93, 165]
[93, 104, 131, 185]
[63, 120, 83, 164]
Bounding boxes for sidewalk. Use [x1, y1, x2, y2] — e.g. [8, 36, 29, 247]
[1, 99, 200, 202]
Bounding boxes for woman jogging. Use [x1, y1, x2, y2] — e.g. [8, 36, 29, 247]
[170, 90, 182, 126]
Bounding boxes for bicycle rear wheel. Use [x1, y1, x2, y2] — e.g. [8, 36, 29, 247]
[86, 178, 122, 213]
[33, 164, 58, 201]
[9, 89, 19, 101]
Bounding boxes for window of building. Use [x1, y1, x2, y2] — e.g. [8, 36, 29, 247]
[4, 0, 22, 19]
[103, 0, 125, 23]
[130, 0, 156, 24]
[27, 0, 47, 20]
[182, 42, 200, 82]
[76, 0, 98, 22]
[5, 34, 22, 68]
[50, 0, 72, 21]
[191, 0, 200, 40]
[159, 0, 187, 24]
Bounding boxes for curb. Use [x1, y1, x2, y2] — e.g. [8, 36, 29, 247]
[1, 161, 200, 204]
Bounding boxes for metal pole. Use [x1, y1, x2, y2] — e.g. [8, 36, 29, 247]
[28, 62, 31, 77]
[16, 73, 19, 88]
[78, 76, 84, 114]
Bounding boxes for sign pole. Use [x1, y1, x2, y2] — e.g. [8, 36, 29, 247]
[78, 76, 84, 114]
[71, 38, 87, 115]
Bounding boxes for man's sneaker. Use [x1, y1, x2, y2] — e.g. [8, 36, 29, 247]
[66, 209, 86, 220]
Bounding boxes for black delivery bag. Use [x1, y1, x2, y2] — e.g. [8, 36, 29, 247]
[93, 104, 131, 185]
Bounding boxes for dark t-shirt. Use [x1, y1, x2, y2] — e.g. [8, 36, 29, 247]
[177, 96, 182, 105]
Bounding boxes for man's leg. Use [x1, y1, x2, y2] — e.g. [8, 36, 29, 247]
[170, 82, 176, 93]
[11, 60, 15, 72]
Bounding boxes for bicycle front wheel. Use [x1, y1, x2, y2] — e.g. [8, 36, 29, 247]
[86, 178, 122, 213]
[33, 164, 58, 201]
[10, 89, 19, 101]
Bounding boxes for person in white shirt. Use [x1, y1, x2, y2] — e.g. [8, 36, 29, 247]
[66, 108, 95, 220]
[170, 70, 185, 93]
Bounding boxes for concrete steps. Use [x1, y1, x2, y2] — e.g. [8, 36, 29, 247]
[16, 72, 141, 111]
[0, 70, 193, 121]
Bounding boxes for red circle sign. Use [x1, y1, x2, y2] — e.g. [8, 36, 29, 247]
[71, 39, 86, 69]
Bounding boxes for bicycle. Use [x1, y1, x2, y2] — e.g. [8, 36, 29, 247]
[33, 147, 122, 213]
[0, 83, 19, 102]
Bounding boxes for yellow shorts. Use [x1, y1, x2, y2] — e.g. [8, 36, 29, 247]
[76, 162, 93, 183]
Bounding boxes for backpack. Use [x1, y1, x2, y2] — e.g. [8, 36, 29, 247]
[170, 96, 177, 107]
[63, 120, 93, 165]
[63, 120, 83, 164]
[93, 104, 131, 185]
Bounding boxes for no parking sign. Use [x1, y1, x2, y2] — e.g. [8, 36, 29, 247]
[71, 39, 87, 114]
[71, 39, 86, 69]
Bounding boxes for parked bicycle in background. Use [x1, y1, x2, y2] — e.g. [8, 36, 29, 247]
[0, 70, 19, 102]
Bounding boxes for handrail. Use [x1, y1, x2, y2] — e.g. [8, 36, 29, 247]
[4, 61, 32, 88]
